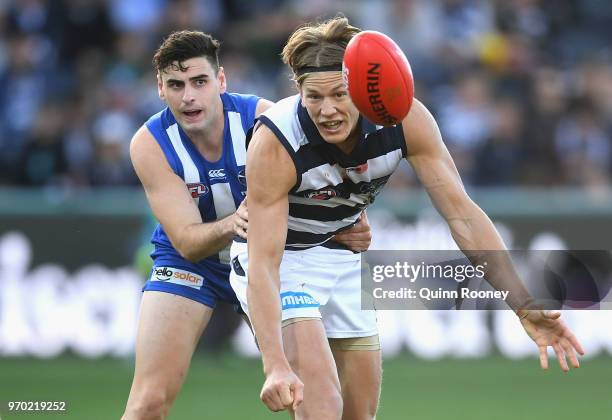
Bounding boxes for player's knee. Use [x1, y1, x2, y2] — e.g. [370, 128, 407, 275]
[362, 386, 381, 419]
[123, 387, 172, 420]
[323, 389, 344, 417]
[342, 399, 378, 420]
[341, 380, 380, 420]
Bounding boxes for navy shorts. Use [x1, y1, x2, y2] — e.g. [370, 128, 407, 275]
[143, 263, 239, 309]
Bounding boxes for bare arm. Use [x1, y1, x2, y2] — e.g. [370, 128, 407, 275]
[249, 96, 294, 374]
[403, 99, 584, 370]
[246, 124, 303, 411]
[402, 99, 532, 309]
[130, 126, 246, 262]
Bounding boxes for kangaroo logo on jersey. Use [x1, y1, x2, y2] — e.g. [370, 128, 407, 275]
[208, 169, 226, 179]
[238, 168, 246, 186]
[306, 187, 338, 200]
[187, 183, 209, 198]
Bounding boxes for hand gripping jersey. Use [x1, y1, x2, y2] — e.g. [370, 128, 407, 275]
[257, 94, 407, 250]
[142, 92, 259, 307]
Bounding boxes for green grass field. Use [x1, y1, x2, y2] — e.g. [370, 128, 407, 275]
[0, 354, 610, 419]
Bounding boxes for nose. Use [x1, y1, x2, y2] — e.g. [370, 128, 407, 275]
[182, 84, 196, 103]
[320, 97, 337, 117]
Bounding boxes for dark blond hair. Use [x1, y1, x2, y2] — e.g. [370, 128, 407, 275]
[153, 30, 220, 74]
[281, 17, 361, 84]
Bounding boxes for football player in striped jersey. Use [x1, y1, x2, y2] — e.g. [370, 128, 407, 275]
[232, 17, 584, 420]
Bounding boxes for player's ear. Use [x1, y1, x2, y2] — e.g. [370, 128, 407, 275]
[218, 66, 227, 93]
[297, 82, 306, 106]
[157, 73, 165, 101]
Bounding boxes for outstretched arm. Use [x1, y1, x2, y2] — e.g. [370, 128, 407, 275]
[402, 99, 584, 370]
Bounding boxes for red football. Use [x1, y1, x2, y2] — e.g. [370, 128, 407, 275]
[343, 31, 414, 126]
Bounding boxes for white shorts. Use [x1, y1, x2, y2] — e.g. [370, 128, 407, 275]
[229, 241, 377, 339]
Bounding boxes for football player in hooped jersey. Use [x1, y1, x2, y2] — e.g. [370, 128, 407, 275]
[122, 31, 372, 420]
[230, 17, 585, 419]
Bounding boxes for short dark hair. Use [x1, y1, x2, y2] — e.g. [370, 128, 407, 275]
[153, 30, 220, 74]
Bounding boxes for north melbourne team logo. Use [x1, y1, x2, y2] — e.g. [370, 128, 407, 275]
[238, 168, 246, 186]
[187, 183, 209, 198]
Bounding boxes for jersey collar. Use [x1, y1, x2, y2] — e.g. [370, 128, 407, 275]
[220, 92, 232, 111]
[297, 98, 377, 164]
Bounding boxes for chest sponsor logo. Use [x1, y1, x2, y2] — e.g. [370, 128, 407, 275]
[151, 266, 204, 289]
[280, 291, 320, 310]
[187, 183, 209, 198]
[306, 187, 338, 200]
[208, 169, 226, 179]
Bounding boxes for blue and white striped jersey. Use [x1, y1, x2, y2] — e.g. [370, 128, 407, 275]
[145, 92, 259, 282]
[258, 94, 407, 250]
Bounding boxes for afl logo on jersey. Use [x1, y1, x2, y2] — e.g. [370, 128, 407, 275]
[187, 183, 209, 198]
[306, 188, 338, 200]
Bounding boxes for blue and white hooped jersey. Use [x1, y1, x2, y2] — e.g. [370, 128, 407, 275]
[145, 92, 259, 284]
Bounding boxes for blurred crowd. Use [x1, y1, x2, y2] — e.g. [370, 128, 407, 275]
[0, 0, 610, 189]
